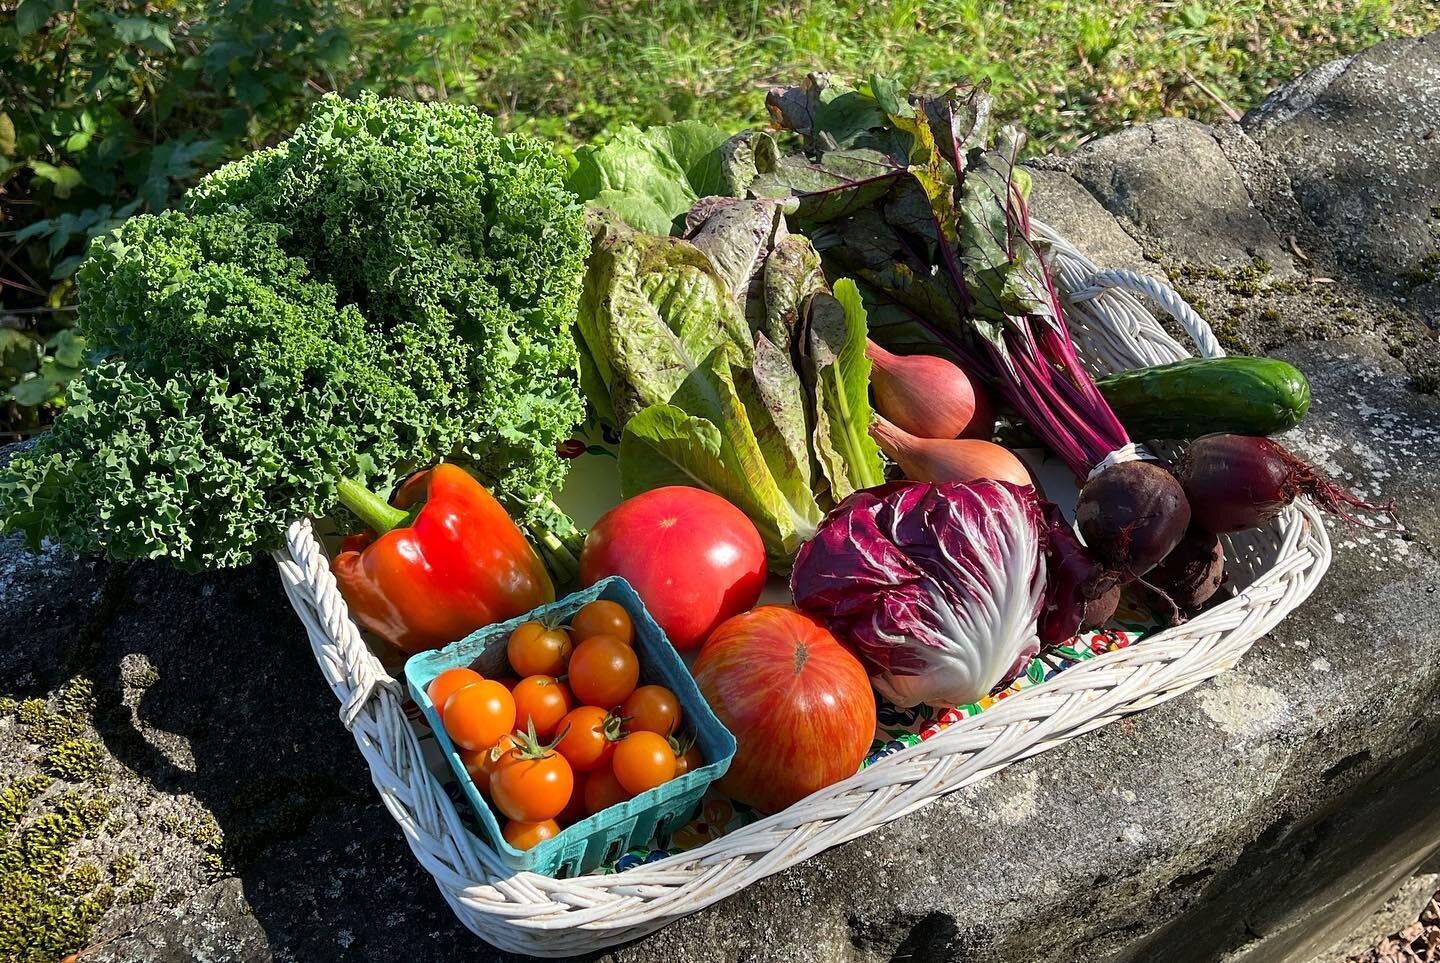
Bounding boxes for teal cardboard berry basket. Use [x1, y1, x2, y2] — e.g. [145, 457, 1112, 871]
[403, 576, 736, 878]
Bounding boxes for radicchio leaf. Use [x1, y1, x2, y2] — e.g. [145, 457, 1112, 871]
[791, 479, 1046, 708]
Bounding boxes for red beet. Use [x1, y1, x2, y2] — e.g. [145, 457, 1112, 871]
[1074, 460, 1192, 579]
[1038, 500, 1121, 646]
[1177, 434, 1397, 534]
[1149, 524, 1226, 611]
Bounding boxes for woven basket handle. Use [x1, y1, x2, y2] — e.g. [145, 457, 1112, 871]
[1072, 268, 1225, 360]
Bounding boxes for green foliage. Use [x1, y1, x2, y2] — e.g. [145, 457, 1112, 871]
[450, 0, 1437, 149]
[0, 94, 588, 569]
[0, 0, 359, 432]
[2, 0, 1433, 436]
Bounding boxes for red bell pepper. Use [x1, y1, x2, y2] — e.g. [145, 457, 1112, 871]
[332, 463, 555, 654]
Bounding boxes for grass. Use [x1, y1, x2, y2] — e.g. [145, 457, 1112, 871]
[393, 0, 1440, 150]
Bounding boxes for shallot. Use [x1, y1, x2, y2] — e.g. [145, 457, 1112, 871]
[870, 416, 1032, 488]
[866, 342, 994, 440]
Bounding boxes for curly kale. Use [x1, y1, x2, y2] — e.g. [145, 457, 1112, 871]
[0, 94, 588, 570]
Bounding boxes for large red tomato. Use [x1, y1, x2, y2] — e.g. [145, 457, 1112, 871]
[691, 606, 875, 813]
[580, 487, 766, 650]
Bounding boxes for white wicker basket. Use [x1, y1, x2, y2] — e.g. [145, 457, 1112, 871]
[271, 220, 1331, 957]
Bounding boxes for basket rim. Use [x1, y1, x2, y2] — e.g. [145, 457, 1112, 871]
[270, 218, 1334, 955]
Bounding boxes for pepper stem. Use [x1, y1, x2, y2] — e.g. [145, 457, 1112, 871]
[336, 476, 409, 535]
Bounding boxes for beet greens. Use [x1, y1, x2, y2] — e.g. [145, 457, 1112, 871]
[752, 75, 1191, 582]
[754, 75, 1133, 480]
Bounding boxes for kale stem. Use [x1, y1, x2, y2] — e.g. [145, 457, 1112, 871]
[336, 476, 409, 535]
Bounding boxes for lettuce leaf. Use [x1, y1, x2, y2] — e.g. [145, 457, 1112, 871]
[570, 121, 762, 234]
[619, 349, 801, 562]
[804, 279, 886, 500]
[735, 333, 824, 540]
[576, 212, 751, 423]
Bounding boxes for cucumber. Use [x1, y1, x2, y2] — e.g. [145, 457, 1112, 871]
[1096, 356, 1310, 440]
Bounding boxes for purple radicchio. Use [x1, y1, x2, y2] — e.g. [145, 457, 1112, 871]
[790, 478, 1045, 708]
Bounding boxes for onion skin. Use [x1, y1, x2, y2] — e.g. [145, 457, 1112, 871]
[867, 342, 994, 440]
[1149, 524, 1226, 610]
[1075, 460, 1191, 579]
[1178, 434, 1398, 534]
[870, 416, 1032, 488]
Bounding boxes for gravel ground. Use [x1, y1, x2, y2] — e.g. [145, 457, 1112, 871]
[1352, 898, 1440, 963]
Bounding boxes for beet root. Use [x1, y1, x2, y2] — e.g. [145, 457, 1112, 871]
[1075, 460, 1192, 579]
[1081, 583, 1121, 631]
[1038, 501, 1122, 646]
[1149, 523, 1226, 611]
[1178, 434, 1398, 534]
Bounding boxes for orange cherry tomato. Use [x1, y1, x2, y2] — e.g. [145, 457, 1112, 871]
[442, 680, 516, 752]
[582, 767, 633, 816]
[426, 667, 483, 724]
[612, 731, 677, 795]
[507, 620, 573, 677]
[621, 684, 682, 736]
[490, 746, 575, 822]
[567, 634, 639, 708]
[672, 742, 704, 779]
[512, 675, 573, 740]
[554, 706, 622, 773]
[458, 733, 518, 796]
[570, 600, 633, 646]
[502, 818, 560, 851]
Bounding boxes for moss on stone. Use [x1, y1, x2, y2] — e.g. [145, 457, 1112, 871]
[0, 791, 112, 960]
[1209, 318, 1250, 354]
[0, 678, 149, 961]
[65, 862, 101, 893]
[124, 665, 160, 690]
[56, 679, 93, 721]
[0, 776, 52, 833]
[21, 702, 81, 747]
[1224, 258, 1270, 297]
[109, 853, 136, 884]
[43, 738, 105, 784]
[126, 880, 156, 905]
[1401, 251, 1440, 285]
[0, 697, 17, 716]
